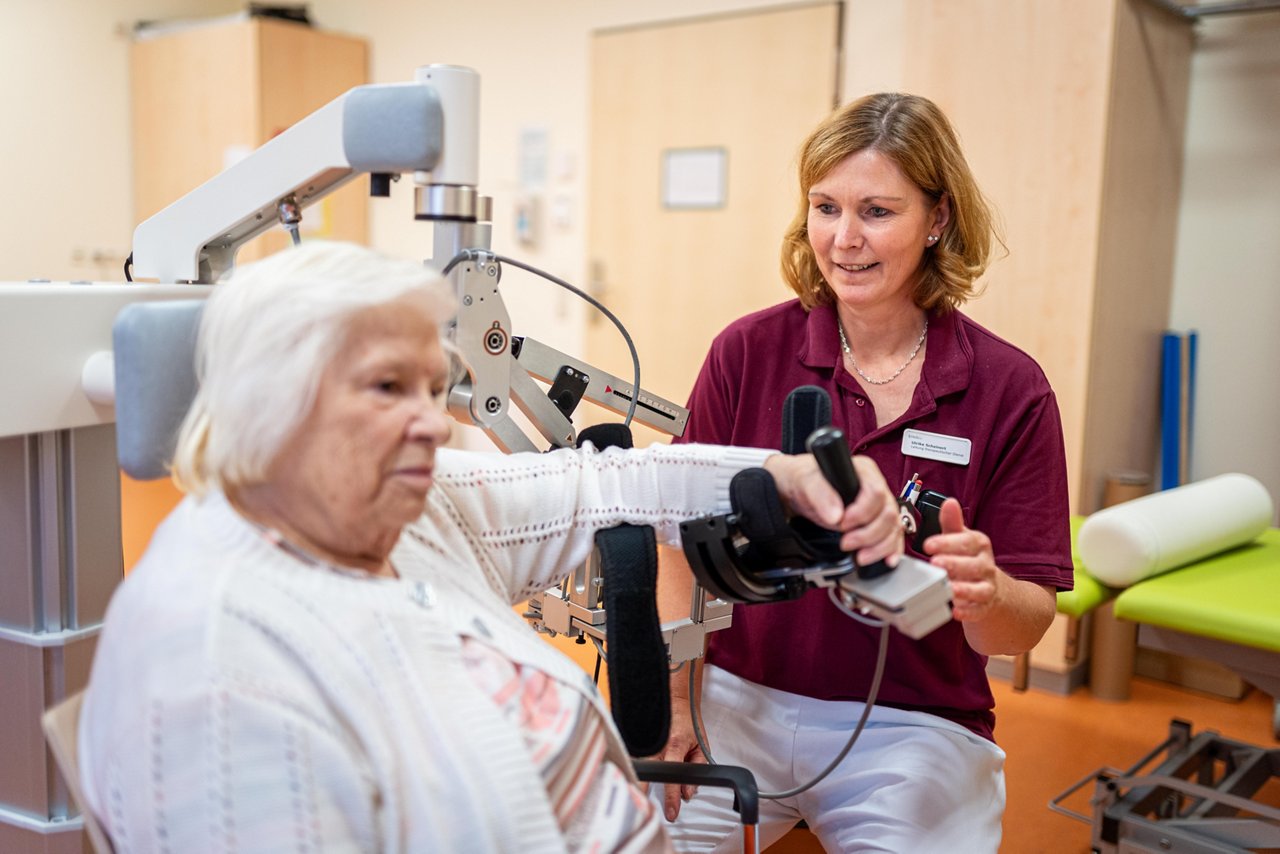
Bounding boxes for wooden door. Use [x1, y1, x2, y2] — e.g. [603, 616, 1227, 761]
[586, 4, 841, 444]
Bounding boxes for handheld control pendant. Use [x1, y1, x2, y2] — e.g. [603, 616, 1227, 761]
[680, 411, 954, 639]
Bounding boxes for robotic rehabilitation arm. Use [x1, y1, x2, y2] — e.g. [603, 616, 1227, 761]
[127, 65, 687, 457]
[680, 398, 954, 640]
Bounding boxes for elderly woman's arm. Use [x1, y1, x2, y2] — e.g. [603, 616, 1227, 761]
[427, 444, 903, 604]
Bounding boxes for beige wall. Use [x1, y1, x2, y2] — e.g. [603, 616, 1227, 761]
[1169, 11, 1280, 519]
[0, 0, 238, 282]
[2, 0, 1277, 514]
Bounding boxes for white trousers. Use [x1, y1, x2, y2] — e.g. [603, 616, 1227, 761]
[657, 665, 1006, 853]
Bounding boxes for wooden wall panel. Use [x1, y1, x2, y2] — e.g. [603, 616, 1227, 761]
[896, 0, 1119, 513]
[131, 18, 368, 261]
[867, 0, 1192, 514]
[1081, 0, 1192, 510]
[247, 19, 369, 261]
[586, 5, 841, 424]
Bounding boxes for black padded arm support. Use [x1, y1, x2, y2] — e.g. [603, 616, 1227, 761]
[781, 384, 832, 456]
[597, 524, 670, 757]
[576, 423, 669, 757]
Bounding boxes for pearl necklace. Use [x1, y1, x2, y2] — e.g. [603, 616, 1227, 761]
[247, 518, 399, 579]
[837, 318, 928, 386]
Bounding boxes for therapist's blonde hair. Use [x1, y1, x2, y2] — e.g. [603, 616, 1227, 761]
[781, 92, 1004, 312]
[171, 241, 456, 496]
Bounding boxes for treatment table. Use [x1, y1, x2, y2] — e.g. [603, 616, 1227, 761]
[1046, 527, 1280, 851]
[1012, 522, 1280, 741]
[1112, 528, 1280, 739]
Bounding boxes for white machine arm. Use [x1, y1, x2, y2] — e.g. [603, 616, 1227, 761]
[128, 63, 685, 456]
[131, 66, 479, 284]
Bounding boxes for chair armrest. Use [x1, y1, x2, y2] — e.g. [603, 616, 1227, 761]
[632, 760, 759, 826]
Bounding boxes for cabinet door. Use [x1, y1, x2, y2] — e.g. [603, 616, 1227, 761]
[131, 20, 260, 225]
[131, 18, 369, 264]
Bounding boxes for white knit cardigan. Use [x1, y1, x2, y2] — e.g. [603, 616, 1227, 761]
[79, 443, 771, 853]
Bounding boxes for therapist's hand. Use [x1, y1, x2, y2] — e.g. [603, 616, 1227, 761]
[923, 498, 1058, 654]
[763, 452, 904, 569]
[922, 498, 1002, 621]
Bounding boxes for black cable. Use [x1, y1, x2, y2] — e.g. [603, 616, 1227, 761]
[124, 252, 134, 282]
[440, 249, 641, 428]
[689, 622, 891, 800]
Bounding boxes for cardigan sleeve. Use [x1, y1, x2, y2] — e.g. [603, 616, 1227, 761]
[427, 443, 772, 603]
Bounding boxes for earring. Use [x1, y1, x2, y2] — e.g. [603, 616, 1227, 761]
[927, 235, 939, 245]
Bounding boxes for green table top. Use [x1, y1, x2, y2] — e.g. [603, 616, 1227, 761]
[1113, 528, 1280, 653]
[1056, 515, 1114, 618]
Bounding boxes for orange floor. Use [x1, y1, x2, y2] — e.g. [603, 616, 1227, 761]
[994, 674, 1277, 853]
[768, 675, 1278, 853]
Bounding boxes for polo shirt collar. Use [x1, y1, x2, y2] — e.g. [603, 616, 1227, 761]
[798, 301, 972, 400]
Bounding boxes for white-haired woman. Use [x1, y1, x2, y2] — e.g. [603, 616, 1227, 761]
[78, 241, 903, 853]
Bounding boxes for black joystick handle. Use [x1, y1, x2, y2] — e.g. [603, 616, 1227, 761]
[805, 426, 894, 579]
[806, 426, 860, 505]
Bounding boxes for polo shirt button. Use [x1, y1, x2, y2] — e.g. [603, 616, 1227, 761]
[855, 398, 866, 407]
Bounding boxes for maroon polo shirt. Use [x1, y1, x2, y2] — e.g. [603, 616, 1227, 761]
[678, 299, 1073, 740]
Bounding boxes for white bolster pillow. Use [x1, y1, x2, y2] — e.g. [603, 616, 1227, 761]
[1077, 473, 1274, 588]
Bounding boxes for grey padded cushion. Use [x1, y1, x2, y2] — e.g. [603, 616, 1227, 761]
[113, 300, 204, 480]
[342, 84, 443, 173]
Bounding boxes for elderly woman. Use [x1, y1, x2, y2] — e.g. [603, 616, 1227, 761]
[655, 94, 1073, 852]
[78, 241, 903, 853]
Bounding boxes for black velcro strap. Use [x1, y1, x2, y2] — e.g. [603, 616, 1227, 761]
[577, 422, 634, 451]
[596, 524, 669, 757]
[729, 468, 791, 543]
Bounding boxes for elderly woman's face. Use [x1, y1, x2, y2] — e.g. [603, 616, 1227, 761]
[265, 297, 452, 546]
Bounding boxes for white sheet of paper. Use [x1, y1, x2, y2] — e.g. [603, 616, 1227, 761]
[662, 148, 727, 209]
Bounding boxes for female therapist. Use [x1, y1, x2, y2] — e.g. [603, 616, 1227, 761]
[656, 93, 1074, 853]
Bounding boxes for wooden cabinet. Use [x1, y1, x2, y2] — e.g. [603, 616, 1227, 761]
[890, 0, 1193, 513]
[131, 15, 369, 263]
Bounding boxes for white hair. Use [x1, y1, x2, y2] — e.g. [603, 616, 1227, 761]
[171, 241, 455, 496]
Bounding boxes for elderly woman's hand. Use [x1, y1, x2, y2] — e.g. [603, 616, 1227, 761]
[762, 453, 904, 569]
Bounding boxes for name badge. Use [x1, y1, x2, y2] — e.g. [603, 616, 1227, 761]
[902, 428, 971, 466]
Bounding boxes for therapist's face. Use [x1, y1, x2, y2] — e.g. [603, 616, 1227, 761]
[806, 148, 947, 312]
